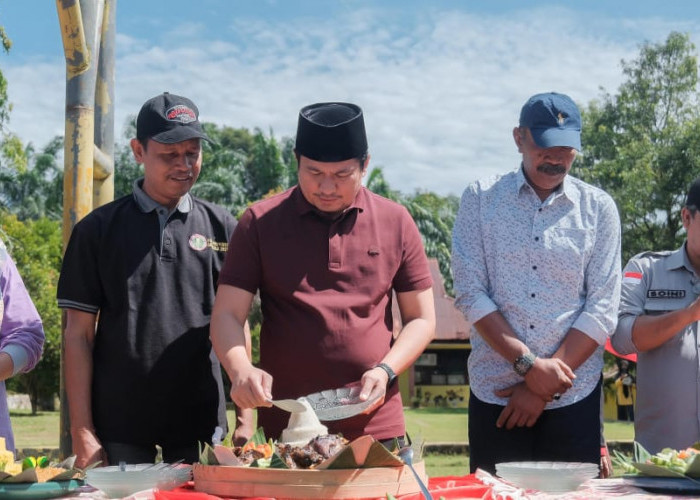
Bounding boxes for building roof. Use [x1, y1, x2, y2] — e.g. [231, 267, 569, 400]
[393, 258, 471, 341]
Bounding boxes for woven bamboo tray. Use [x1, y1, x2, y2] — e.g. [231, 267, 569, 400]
[193, 461, 427, 499]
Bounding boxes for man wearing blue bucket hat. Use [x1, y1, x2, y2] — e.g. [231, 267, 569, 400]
[452, 92, 621, 473]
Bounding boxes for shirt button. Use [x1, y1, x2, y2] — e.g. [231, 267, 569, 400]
[538, 208, 543, 212]
[531, 293, 536, 298]
[535, 236, 540, 241]
[530, 325, 535, 329]
[532, 265, 537, 270]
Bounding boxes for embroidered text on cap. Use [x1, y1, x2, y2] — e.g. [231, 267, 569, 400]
[166, 105, 196, 124]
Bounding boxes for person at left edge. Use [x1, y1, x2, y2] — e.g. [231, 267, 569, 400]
[57, 92, 253, 468]
[0, 238, 44, 456]
[211, 102, 436, 446]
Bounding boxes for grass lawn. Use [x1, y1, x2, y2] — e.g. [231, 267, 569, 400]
[602, 419, 635, 441]
[404, 407, 468, 443]
[9, 410, 60, 449]
[9, 408, 635, 478]
[404, 407, 634, 442]
[8, 407, 473, 450]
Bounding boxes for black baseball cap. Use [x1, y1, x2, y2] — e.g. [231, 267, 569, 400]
[136, 92, 211, 144]
[295, 102, 368, 162]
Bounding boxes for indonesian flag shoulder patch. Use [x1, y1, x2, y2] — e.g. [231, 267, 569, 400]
[623, 271, 643, 285]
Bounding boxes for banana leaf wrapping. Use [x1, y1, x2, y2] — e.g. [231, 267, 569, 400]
[199, 429, 421, 470]
[0, 456, 83, 483]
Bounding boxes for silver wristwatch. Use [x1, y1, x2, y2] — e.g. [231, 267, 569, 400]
[513, 352, 537, 376]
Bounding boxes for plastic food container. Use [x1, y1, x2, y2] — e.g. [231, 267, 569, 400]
[86, 463, 192, 497]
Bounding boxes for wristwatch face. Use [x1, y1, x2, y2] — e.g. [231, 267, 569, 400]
[513, 352, 535, 376]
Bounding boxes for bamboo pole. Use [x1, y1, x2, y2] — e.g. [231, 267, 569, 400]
[93, 0, 115, 207]
[57, 0, 100, 247]
[57, 0, 115, 459]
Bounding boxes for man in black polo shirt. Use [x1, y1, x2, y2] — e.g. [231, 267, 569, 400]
[57, 92, 251, 467]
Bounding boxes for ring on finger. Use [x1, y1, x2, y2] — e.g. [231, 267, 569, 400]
[552, 393, 561, 400]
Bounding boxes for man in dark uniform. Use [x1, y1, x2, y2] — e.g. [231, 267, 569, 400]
[211, 102, 436, 445]
[57, 92, 251, 467]
[612, 177, 700, 453]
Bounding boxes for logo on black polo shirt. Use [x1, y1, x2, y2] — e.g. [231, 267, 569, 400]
[189, 234, 228, 252]
[189, 234, 208, 251]
[647, 289, 686, 299]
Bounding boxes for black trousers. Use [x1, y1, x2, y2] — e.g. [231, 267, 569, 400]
[617, 404, 634, 422]
[468, 380, 601, 474]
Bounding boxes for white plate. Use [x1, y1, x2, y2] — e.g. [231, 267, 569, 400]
[305, 386, 381, 421]
[495, 461, 598, 492]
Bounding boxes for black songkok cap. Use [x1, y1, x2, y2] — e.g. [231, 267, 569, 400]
[295, 102, 368, 162]
[136, 92, 211, 144]
[686, 177, 700, 208]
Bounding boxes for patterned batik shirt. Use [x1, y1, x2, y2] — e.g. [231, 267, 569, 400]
[452, 166, 621, 408]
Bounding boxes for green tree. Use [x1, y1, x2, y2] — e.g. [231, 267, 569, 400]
[241, 128, 287, 202]
[113, 116, 143, 199]
[279, 136, 299, 189]
[366, 166, 398, 200]
[0, 23, 62, 221]
[404, 191, 459, 295]
[0, 25, 12, 132]
[574, 32, 700, 262]
[0, 213, 62, 413]
[113, 141, 144, 199]
[0, 136, 63, 220]
[193, 123, 248, 215]
[366, 167, 458, 294]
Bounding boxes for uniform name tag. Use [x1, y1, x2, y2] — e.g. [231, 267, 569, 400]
[647, 289, 686, 299]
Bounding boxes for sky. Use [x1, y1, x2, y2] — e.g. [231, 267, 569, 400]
[1, 1, 699, 196]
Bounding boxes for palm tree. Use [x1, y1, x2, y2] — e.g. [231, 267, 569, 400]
[366, 167, 458, 294]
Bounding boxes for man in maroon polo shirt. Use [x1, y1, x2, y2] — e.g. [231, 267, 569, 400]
[211, 102, 436, 445]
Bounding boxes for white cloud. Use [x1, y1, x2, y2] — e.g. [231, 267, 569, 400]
[4, 4, 691, 196]
[5, 61, 65, 148]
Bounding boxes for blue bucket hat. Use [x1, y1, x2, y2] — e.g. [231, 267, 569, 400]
[519, 92, 581, 150]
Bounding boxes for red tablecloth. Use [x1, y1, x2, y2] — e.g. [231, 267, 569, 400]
[153, 475, 492, 500]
